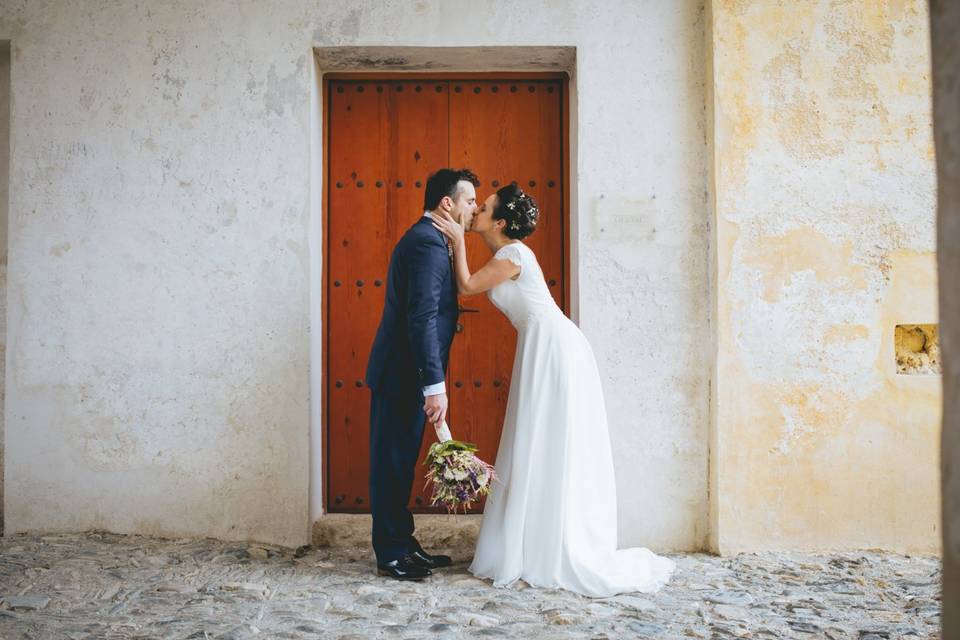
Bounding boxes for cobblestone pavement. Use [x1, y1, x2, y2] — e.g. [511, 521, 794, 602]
[0, 532, 941, 639]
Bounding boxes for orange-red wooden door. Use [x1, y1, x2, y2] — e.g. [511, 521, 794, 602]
[327, 78, 565, 513]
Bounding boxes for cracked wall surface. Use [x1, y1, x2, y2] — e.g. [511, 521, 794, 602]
[0, 1, 710, 549]
[710, 0, 940, 553]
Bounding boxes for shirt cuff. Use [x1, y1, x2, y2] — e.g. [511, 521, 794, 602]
[422, 381, 446, 396]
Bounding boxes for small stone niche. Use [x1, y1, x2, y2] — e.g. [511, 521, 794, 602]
[895, 324, 941, 375]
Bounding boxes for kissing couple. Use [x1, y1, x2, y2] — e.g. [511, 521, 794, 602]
[364, 168, 676, 597]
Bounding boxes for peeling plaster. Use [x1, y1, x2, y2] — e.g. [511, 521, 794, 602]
[712, 0, 939, 554]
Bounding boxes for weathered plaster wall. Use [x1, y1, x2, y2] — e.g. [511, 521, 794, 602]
[710, 0, 939, 553]
[0, 1, 710, 549]
[932, 0, 960, 632]
[0, 5, 313, 546]
[574, 2, 709, 551]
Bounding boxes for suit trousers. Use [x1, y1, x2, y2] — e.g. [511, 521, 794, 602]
[369, 387, 427, 563]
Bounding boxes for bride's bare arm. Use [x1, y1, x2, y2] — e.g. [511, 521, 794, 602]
[450, 243, 518, 295]
[432, 215, 520, 295]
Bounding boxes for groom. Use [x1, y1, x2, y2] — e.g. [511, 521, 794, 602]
[365, 168, 479, 580]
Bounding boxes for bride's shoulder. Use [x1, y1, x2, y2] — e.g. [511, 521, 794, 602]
[493, 242, 526, 266]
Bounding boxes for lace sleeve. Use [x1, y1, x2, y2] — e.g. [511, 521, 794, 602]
[494, 243, 524, 268]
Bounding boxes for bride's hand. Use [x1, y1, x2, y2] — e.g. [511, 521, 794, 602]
[432, 211, 466, 249]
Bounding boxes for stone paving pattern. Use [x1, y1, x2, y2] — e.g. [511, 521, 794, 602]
[0, 532, 941, 639]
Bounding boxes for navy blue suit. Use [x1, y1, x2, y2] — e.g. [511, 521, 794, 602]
[365, 215, 459, 563]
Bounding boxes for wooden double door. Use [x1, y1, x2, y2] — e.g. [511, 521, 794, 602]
[326, 76, 567, 513]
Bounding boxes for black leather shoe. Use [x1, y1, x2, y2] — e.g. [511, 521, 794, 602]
[376, 555, 433, 581]
[408, 548, 453, 569]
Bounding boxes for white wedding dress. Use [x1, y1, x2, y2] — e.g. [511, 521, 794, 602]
[467, 241, 676, 598]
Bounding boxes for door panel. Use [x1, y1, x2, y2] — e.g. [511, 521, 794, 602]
[431, 80, 564, 511]
[327, 80, 449, 512]
[327, 77, 565, 513]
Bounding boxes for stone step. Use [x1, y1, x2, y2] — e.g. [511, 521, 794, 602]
[312, 513, 481, 558]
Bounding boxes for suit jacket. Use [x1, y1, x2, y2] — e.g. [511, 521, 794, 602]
[365, 216, 459, 396]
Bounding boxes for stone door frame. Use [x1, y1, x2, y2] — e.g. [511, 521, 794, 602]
[307, 46, 579, 529]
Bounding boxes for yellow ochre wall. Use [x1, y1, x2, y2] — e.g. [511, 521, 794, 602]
[709, 0, 940, 554]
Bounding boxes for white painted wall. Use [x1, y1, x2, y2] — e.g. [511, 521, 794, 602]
[0, 1, 709, 549]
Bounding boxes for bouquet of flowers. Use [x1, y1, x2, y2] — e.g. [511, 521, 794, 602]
[423, 421, 498, 514]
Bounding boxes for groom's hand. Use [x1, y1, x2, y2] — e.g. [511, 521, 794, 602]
[424, 392, 448, 426]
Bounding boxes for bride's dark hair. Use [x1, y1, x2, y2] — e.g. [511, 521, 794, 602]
[493, 182, 540, 240]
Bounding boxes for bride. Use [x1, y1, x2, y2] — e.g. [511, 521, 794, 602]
[430, 182, 676, 598]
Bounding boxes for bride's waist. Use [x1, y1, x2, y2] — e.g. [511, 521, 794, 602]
[513, 306, 566, 329]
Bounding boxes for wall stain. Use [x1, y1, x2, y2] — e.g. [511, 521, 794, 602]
[742, 227, 868, 302]
[713, 0, 939, 553]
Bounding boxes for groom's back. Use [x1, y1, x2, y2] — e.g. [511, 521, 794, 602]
[364, 218, 455, 395]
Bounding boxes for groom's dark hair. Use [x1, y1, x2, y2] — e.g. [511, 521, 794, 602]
[423, 168, 479, 211]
